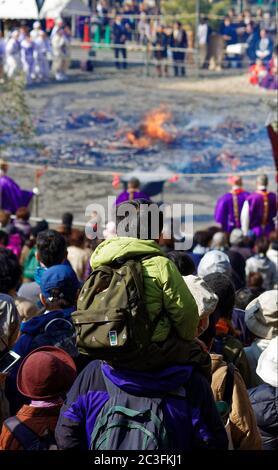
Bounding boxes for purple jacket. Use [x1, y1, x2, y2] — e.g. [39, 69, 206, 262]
[115, 191, 151, 206]
[55, 360, 228, 450]
[248, 190, 277, 237]
[215, 190, 249, 232]
[0, 175, 33, 214]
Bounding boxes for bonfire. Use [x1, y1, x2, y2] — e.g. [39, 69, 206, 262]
[126, 107, 176, 149]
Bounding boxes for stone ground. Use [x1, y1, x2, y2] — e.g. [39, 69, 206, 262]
[8, 66, 276, 231]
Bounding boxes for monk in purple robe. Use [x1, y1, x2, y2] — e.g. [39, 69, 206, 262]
[0, 159, 34, 214]
[115, 177, 151, 206]
[241, 174, 277, 237]
[214, 176, 249, 232]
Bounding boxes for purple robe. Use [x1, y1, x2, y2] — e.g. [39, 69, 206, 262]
[115, 191, 151, 206]
[248, 190, 277, 237]
[215, 190, 249, 232]
[0, 175, 33, 214]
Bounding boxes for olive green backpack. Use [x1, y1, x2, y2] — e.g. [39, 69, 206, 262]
[71, 255, 159, 360]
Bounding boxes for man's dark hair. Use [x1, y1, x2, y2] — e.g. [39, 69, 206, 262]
[167, 251, 195, 276]
[248, 272, 264, 289]
[203, 273, 235, 319]
[254, 236, 269, 255]
[0, 247, 22, 293]
[116, 199, 164, 240]
[62, 212, 73, 229]
[235, 287, 257, 310]
[193, 230, 212, 248]
[36, 230, 67, 267]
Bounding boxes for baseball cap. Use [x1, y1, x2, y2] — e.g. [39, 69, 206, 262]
[40, 264, 81, 302]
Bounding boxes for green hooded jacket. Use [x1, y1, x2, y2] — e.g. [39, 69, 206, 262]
[91, 237, 199, 343]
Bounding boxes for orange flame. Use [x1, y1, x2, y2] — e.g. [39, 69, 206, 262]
[126, 107, 175, 148]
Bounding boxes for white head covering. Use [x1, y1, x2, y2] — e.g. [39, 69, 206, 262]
[245, 290, 278, 340]
[33, 21, 41, 29]
[183, 275, 218, 319]
[256, 337, 278, 387]
[197, 250, 232, 278]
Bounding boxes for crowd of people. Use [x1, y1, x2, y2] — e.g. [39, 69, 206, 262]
[0, 1, 277, 82]
[0, 161, 277, 450]
[0, 19, 71, 84]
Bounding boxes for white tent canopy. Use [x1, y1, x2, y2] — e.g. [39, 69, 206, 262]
[40, 0, 91, 18]
[0, 0, 39, 19]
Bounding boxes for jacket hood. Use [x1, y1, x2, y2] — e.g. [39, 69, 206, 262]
[20, 309, 71, 335]
[91, 237, 163, 269]
[102, 363, 193, 396]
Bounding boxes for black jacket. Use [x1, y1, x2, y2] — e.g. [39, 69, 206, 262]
[249, 384, 278, 450]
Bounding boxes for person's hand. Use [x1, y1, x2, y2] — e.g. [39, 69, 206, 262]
[195, 338, 208, 352]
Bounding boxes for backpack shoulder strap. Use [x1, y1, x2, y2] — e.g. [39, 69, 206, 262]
[4, 416, 40, 450]
[223, 363, 235, 406]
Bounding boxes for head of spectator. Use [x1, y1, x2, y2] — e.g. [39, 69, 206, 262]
[32, 21, 41, 31]
[245, 290, 278, 341]
[0, 248, 22, 295]
[15, 207, 30, 223]
[183, 276, 219, 337]
[199, 273, 235, 347]
[116, 199, 164, 240]
[69, 229, 85, 248]
[224, 16, 231, 28]
[14, 207, 31, 239]
[127, 177, 141, 194]
[235, 287, 257, 311]
[0, 209, 11, 230]
[192, 230, 212, 254]
[254, 236, 269, 256]
[229, 228, 244, 247]
[247, 272, 264, 292]
[256, 336, 278, 388]
[197, 250, 232, 278]
[260, 28, 267, 40]
[167, 251, 195, 276]
[39, 264, 80, 312]
[62, 212, 73, 230]
[210, 231, 228, 251]
[0, 159, 8, 175]
[17, 346, 77, 401]
[36, 230, 67, 268]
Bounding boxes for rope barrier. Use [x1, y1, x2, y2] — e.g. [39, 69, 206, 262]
[8, 161, 276, 179]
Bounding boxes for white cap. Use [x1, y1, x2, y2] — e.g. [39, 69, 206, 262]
[256, 337, 278, 387]
[183, 275, 219, 319]
[33, 21, 41, 29]
[197, 250, 232, 278]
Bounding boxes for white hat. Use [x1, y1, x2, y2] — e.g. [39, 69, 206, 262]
[245, 290, 278, 340]
[33, 21, 41, 29]
[230, 228, 244, 246]
[256, 337, 278, 387]
[183, 275, 219, 319]
[197, 250, 232, 278]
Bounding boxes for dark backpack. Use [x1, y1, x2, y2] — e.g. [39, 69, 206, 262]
[30, 317, 78, 358]
[90, 371, 172, 450]
[90, 368, 217, 451]
[212, 335, 251, 386]
[4, 417, 57, 450]
[71, 255, 159, 359]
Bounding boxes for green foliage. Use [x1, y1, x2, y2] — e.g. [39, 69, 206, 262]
[0, 75, 34, 140]
[161, 0, 231, 28]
